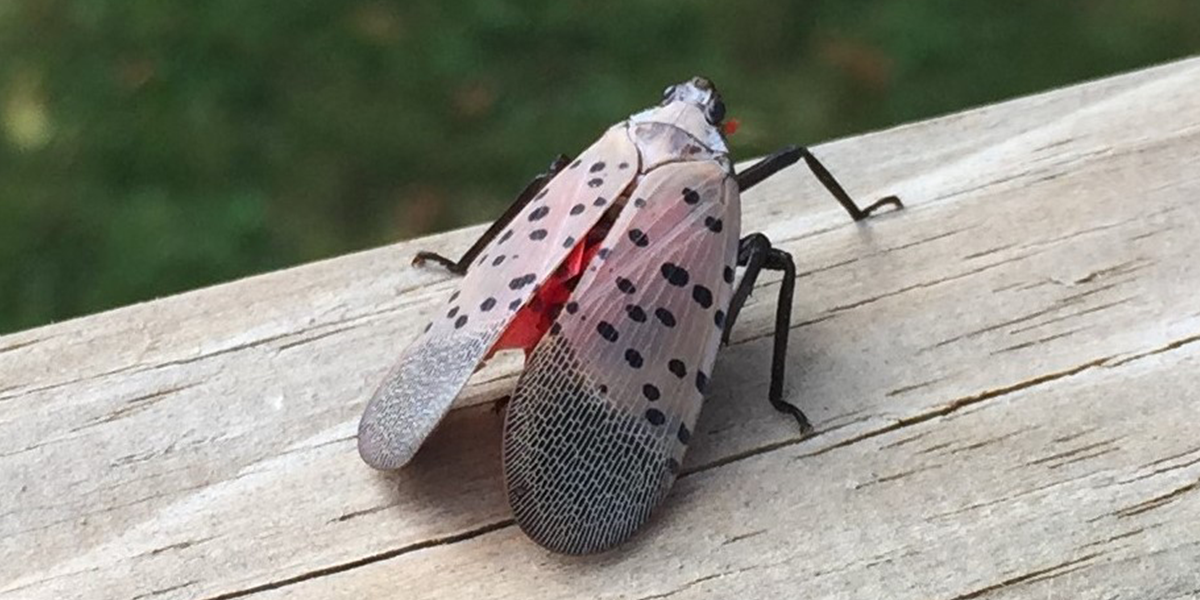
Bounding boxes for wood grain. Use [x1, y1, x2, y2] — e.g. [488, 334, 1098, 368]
[3, 57, 1200, 600]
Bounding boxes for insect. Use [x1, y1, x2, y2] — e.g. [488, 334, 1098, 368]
[358, 77, 902, 554]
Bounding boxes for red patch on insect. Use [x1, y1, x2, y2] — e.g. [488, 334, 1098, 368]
[722, 118, 740, 136]
[491, 235, 602, 357]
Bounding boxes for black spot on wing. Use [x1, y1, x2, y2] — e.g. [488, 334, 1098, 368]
[624, 348, 644, 369]
[668, 359, 686, 378]
[645, 407, 665, 424]
[529, 206, 550, 221]
[654, 307, 676, 328]
[692, 285, 713, 309]
[509, 274, 537, 290]
[628, 229, 649, 247]
[643, 385, 661, 402]
[660, 263, 689, 286]
[597, 321, 619, 342]
[625, 304, 646, 322]
[677, 423, 691, 444]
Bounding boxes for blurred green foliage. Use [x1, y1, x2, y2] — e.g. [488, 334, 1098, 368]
[1, 0, 1197, 334]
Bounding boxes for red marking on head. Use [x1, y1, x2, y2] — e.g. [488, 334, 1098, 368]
[722, 118, 740, 136]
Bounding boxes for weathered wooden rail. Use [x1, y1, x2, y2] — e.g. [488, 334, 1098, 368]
[3, 58, 1200, 600]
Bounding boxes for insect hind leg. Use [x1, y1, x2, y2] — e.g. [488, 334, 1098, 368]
[735, 145, 902, 222]
[413, 154, 572, 275]
[723, 233, 812, 433]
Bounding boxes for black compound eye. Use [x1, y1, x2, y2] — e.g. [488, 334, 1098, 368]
[707, 98, 726, 124]
[661, 85, 676, 102]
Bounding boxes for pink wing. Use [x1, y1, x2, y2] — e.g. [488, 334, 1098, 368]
[358, 124, 640, 470]
[502, 159, 740, 554]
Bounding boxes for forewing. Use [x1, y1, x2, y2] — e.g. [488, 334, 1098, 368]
[358, 124, 640, 470]
[502, 160, 740, 553]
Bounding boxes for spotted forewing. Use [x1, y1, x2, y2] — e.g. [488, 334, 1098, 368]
[357, 125, 638, 470]
[503, 161, 739, 554]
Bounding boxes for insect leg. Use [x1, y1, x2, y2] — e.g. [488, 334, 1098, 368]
[722, 233, 769, 345]
[723, 234, 812, 432]
[735, 145, 903, 222]
[413, 154, 572, 275]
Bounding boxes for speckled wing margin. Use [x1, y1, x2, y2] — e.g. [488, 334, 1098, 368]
[503, 160, 740, 554]
[358, 124, 640, 470]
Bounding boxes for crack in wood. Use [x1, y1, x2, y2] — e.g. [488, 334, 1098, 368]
[1026, 438, 1124, 467]
[1106, 333, 1200, 367]
[941, 553, 1103, 600]
[138, 536, 217, 558]
[70, 382, 201, 432]
[1113, 479, 1200, 519]
[990, 326, 1090, 355]
[828, 253, 1038, 314]
[131, 580, 199, 600]
[886, 376, 949, 398]
[1077, 526, 1151, 550]
[329, 504, 393, 524]
[0, 303, 405, 403]
[943, 430, 1024, 456]
[802, 356, 1113, 458]
[1006, 296, 1137, 336]
[197, 519, 515, 600]
[0, 336, 48, 355]
[962, 243, 1016, 261]
[853, 464, 942, 490]
[925, 470, 1100, 523]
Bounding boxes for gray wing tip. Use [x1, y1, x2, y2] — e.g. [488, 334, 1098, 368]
[357, 413, 418, 470]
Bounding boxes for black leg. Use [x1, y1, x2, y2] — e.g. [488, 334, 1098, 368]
[723, 233, 811, 433]
[413, 154, 572, 275]
[736, 145, 903, 222]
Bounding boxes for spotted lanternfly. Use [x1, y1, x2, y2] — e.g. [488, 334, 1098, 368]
[358, 77, 902, 554]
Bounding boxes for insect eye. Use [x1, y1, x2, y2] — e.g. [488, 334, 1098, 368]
[661, 85, 675, 102]
[707, 98, 726, 124]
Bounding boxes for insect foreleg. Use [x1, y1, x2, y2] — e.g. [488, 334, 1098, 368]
[413, 154, 572, 275]
[736, 145, 903, 222]
[723, 233, 812, 433]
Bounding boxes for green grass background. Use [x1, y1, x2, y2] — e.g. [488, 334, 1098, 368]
[2, 0, 1197, 334]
